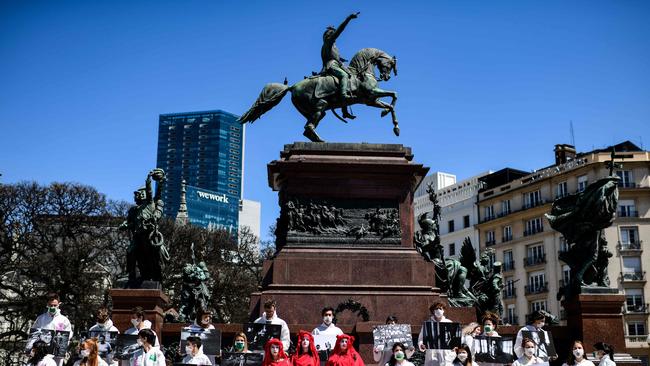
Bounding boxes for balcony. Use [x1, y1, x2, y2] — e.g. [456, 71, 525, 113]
[625, 335, 648, 343]
[525, 282, 549, 295]
[481, 215, 497, 223]
[621, 271, 646, 283]
[524, 227, 544, 237]
[523, 200, 543, 210]
[498, 210, 512, 218]
[502, 288, 516, 299]
[524, 254, 546, 267]
[486, 239, 497, 247]
[502, 235, 513, 243]
[503, 261, 515, 272]
[624, 303, 650, 314]
[618, 241, 643, 252]
[618, 182, 637, 188]
[618, 210, 639, 218]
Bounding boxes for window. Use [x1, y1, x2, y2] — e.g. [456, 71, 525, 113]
[578, 175, 588, 192]
[559, 236, 569, 253]
[621, 227, 640, 245]
[504, 250, 514, 271]
[524, 190, 541, 209]
[556, 181, 568, 198]
[485, 205, 495, 220]
[530, 300, 547, 312]
[486, 230, 496, 246]
[501, 200, 511, 216]
[449, 243, 456, 256]
[503, 226, 512, 242]
[488, 252, 496, 267]
[623, 257, 642, 277]
[526, 244, 545, 265]
[619, 200, 637, 217]
[528, 271, 546, 291]
[562, 265, 571, 287]
[525, 217, 543, 236]
[507, 305, 517, 325]
[504, 277, 515, 298]
[626, 289, 645, 312]
[617, 170, 634, 188]
[463, 215, 470, 228]
[448, 220, 455, 233]
[627, 322, 646, 337]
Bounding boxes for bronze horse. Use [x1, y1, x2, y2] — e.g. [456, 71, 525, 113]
[239, 48, 398, 142]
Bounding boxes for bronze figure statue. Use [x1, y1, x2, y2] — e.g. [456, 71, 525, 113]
[120, 168, 169, 287]
[239, 13, 400, 142]
[178, 243, 213, 322]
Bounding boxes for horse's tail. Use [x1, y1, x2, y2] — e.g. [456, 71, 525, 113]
[238, 82, 290, 124]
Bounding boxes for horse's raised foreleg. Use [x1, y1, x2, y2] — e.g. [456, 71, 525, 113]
[367, 88, 398, 117]
[366, 98, 400, 137]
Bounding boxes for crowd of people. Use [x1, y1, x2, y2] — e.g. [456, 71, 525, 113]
[26, 294, 619, 366]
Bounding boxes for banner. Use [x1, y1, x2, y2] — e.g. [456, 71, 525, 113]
[114, 334, 141, 360]
[243, 323, 282, 351]
[373, 324, 413, 348]
[314, 334, 337, 363]
[421, 321, 461, 349]
[221, 352, 264, 366]
[80, 331, 118, 362]
[180, 328, 222, 356]
[26, 328, 70, 357]
[521, 330, 557, 361]
[473, 335, 515, 364]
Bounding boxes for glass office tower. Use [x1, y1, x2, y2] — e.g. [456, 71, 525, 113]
[156, 110, 243, 230]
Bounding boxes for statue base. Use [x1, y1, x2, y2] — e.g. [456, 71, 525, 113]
[109, 288, 169, 338]
[252, 142, 459, 362]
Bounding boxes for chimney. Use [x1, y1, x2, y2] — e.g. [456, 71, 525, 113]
[554, 144, 576, 165]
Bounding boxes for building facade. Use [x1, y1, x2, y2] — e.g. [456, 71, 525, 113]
[475, 141, 650, 362]
[156, 110, 249, 231]
[414, 171, 492, 258]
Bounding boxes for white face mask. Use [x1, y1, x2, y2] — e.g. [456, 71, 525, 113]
[524, 347, 535, 357]
[536, 322, 545, 329]
[433, 309, 444, 318]
[137, 339, 144, 347]
[323, 315, 333, 325]
[573, 349, 584, 358]
[131, 318, 141, 327]
[457, 353, 468, 362]
[80, 350, 90, 358]
[186, 346, 194, 355]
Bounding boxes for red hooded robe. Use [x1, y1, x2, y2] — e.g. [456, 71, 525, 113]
[263, 338, 291, 366]
[326, 334, 365, 366]
[292, 331, 320, 366]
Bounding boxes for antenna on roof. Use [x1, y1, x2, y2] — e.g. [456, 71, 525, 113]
[569, 120, 575, 147]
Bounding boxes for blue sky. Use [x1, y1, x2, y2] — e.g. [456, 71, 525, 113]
[1, 1, 649, 241]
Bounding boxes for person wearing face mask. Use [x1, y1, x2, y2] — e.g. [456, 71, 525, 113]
[417, 303, 456, 366]
[186, 308, 216, 331]
[181, 336, 212, 365]
[326, 334, 364, 366]
[27, 340, 57, 366]
[480, 313, 500, 338]
[512, 338, 544, 366]
[263, 338, 291, 366]
[74, 338, 108, 366]
[313, 307, 343, 336]
[514, 311, 551, 359]
[130, 329, 165, 366]
[254, 300, 291, 351]
[230, 332, 251, 353]
[451, 344, 474, 366]
[461, 323, 481, 360]
[562, 340, 594, 366]
[374, 317, 414, 366]
[89, 306, 120, 333]
[593, 342, 615, 366]
[386, 342, 414, 366]
[32, 292, 72, 366]
[124, 307, 159, 347]
[292, 331, 320, 366]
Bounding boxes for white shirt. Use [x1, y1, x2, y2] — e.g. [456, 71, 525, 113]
[89, 319, 120, 333]
[312, 322, 343, 336]
[417, 316, 456, 366]
[33, 311, 73, 337]
[598, 355, 616, 366]
[562, 359, 595, 366]
[130, 347, 165, 366]
[513, 355, 545, 366]
[185, 322, 216, 332]
[124, 320, 160, 347]
[514, 325, 551, 359]
[32, 354, 57, 366]
[253, 312, 291, 350]
[182, 350, 212, 365]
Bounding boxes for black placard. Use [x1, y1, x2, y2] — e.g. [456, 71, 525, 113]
[421, 321, 461, 349]
[26, 328, 70, 357]
[373, 324, 413, 348]
[521, 330, 557, 361]
[180, 328, 222, 356]
[221, 352, 264, 366]
[243, 323, 282, 351]
[473, 335, 515, 364]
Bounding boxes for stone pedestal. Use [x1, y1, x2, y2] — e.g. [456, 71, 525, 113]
[110, 289, 169, 337]
[252, 142, 445, 362]
[562, 293, 626, 352]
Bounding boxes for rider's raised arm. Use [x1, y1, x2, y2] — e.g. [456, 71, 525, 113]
[330, 12, 359, 42]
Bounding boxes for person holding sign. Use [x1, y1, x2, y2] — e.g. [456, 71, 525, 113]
[481, 313, 500, 338]
[182, 336, 212, 365]
[27, 341, 57, 366]
[32, 292, 72, 366]
[593, 342, 615, 366]
[231, 332, 252, 353]
[512, 338, 544, 366]
[417, 302, 456, 366]
[90, 306, 120, 334]
[386, 342, 414, 366]
[187, 308, 216, 332]
[461, 323, 481, 360]
[313, 307, 343, 336]
[292, 331, 320, 366]
[254, 300, 291, 351]
[451, 344, 474, 366]
[125, 307, 159, 347]
[74, 338, 108, 366]
[514, 311, 552, 359]
[561, 341, 594, 366]
[263, 338, 291, 366]
[373, 316, 413, 366]
[326, 334, 364, 366]
[131, 329, 165, 366]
